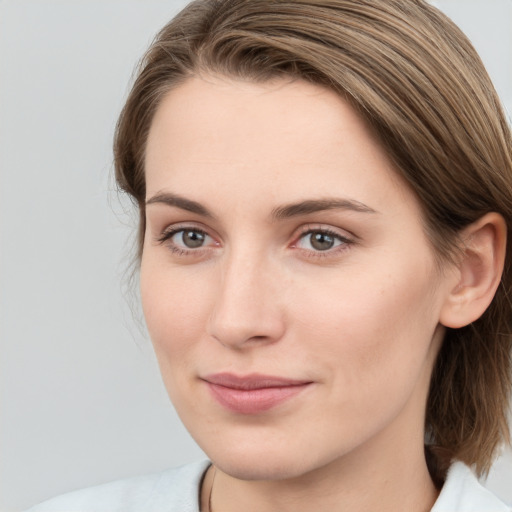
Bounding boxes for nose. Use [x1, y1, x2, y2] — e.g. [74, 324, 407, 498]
[207, 250, 286, 349]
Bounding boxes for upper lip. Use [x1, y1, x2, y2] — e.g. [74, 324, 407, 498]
[202, 373, 312, 390]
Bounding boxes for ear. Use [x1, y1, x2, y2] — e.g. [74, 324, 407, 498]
[440, 213, 507, 329]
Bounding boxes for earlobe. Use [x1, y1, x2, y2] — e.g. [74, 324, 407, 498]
[440, 213, 507, 329]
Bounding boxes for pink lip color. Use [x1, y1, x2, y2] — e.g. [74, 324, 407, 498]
[202, 373, 312, 414]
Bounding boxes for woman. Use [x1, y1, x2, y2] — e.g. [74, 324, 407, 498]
[28, 0, 512, 511]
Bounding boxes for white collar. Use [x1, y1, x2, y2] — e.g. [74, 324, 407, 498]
[431, 461, 510, 511]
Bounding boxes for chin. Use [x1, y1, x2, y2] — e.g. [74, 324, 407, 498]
[197, 430, 337, 482]
[212, 451, 314, 481]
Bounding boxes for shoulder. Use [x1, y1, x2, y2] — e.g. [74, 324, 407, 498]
[432, 461, 511, 512]
[25, 460, 211, 512]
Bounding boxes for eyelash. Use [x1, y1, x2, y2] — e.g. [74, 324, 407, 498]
[156, 224, 354, 259]
[292, 226, 354, 259]
[156, 225, 214, 257]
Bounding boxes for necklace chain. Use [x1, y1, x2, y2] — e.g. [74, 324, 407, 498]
[208, 465, 217, 512]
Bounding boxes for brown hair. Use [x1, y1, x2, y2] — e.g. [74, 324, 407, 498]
[114, 0, 512, 480]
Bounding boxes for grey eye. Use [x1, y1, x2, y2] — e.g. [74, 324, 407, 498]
[296, 230, 346, 252]
[158, 224, 218, 253]
[309, 232, 336, 251]
[179, 230, 206, 248]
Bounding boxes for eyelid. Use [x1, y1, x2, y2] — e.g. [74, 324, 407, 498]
[156, 221, 215, 241]
[293, 223, 355, 242]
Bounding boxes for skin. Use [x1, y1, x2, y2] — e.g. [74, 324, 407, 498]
[140, 75, 462, 512]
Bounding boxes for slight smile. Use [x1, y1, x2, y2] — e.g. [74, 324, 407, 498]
[202, 373, 314, 414]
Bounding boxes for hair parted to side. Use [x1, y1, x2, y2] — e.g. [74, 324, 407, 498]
[114, 0, 512, 481]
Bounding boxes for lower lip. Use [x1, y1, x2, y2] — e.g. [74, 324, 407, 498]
[205, 382, 311, 414]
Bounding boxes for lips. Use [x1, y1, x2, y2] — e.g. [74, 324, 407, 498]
[202, 373, 313, 414]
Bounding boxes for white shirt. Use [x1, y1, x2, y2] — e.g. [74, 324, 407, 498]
[26, 460, 511, 512]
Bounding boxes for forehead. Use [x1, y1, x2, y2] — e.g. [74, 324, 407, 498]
[144, 75, 417, 216]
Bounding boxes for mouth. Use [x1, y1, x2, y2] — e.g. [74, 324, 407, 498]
[201, 373, 313, 414]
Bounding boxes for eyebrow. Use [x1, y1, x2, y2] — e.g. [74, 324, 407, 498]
[271, 198, 378, 219]
[146, 192, 215, 218]
[145, 192, 377, 219]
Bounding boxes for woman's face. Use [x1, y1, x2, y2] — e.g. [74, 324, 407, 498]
[141, 76, 456, 480]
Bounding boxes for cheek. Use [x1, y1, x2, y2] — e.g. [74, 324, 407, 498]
[290, 258, 441, 392]
[140, 262, 217, 425]
[140, 259, 213, 369]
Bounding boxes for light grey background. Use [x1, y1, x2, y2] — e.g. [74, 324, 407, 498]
[1, 1, 511, 510]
